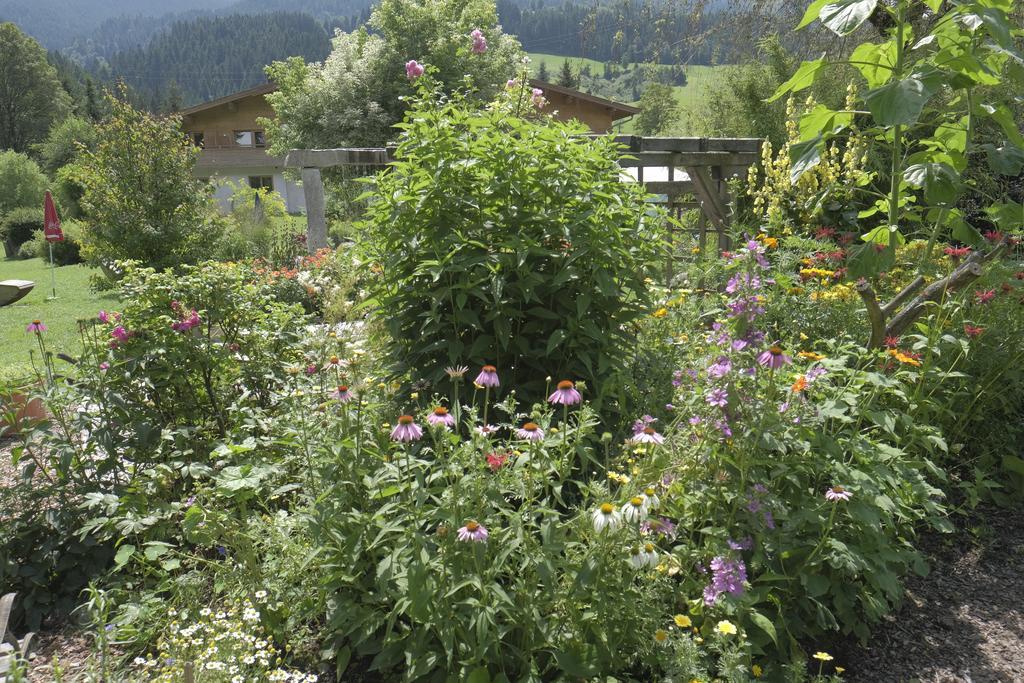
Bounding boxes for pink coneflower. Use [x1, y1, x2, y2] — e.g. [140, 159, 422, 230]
[975, 289, 996, 304]
[405, 60, 424, 79]
[26, 320, 46, 334]
[475, 424, 499, 436]
[111, 326, 129, 342]
[470, 28, 487, 53]
[98, 310, 110, 323]
[457, 520, 488, 542]
[548, 380, 581, 405]
[427, 406, 455, 428]
[391, 415, 423, 442]
[631, 426, 664, 445]
[516, 422, 544, 441]
[825, 485, 852, 502]
[305, 364, 318, 375]
[331, 385, 353, 403]
[486, 452, 508, 471]
[964, 324, 984, 339]
[757, 345, 792, 369]
[474, 365, 499, 387]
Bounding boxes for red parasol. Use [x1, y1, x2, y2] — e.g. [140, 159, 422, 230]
[44, 191, 64, 242]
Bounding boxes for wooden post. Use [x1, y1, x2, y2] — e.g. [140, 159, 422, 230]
[300, 167, 328, 254]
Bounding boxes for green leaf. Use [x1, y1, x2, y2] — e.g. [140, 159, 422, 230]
[749, 611, 779, 646]
[949, 213, 985, 247]
[789, 135, 824, 183]
[1003, 455, 1024, 477]
[820, 0, 879, 36]
[546, 329, 567, 354]
[467, 668, 491, 683]
[985, 202, 1024, 231]
[923, 0, 941, 10]
[861, 225, 905, 246]
[799, 105, 853, 141]
[979, 103, 1024, 146]
[114, 544, 135, 568]
[981, 143, 1024, 176]
[850, 40, 897, 88]
[864, 75, 937, 126]
[903, 162, 962, 205]
[796, 0, 831, 29]
[766, 57, 827, 103]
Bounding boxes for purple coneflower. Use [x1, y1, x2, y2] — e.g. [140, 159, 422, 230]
[757, 345, 792, 369]
[515, 422, 544, 441]
[405, 60, 424, 79]
[391, 415, 423, 442]
[631, 426, 664, 445]
[427, 406, 455, 428]
[26, 320, 46, 334]
[331, 385, 353, 403]
[474, 364, 499, 387]
[457, 520, 488, 542]
[825, 485, 852, 502]
[548, 380, 582, 405]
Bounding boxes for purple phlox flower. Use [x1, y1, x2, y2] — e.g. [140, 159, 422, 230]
[391, 415, 424, 442]
[99, 362, 110, 372]
[216, 546, 228, 557]
[708, 356, 732, 378]
[305, 364, 318, 375]
[715, 419, 732, 438]
[727, 296, 765, 322]
[763, 510, 776, 529]
[506, 78, 518, 88]
[746, 497, 762, 514]
[98, 310, 110, 323]
[457, 520, 489, 542]
[331, 385, 353, 403]
[752, 483, 768, 494]
[744, 239, 770, 268]
[807, 366, 828, 382]
[470, 28, 488, 53]
[664, 403, 676, 412]
[427, 406, 456, 428]
[731, 338, 749, 352]
[728, 536, 753, 551]
[672, 370, 684, 387]
[631, 426, 664, 445]
[548, 380, 582, 405]
[825, 485, 852, 502]
[26, 320, 47, 333]
[688, 416, 702, 426]
[703, 556, 748, 606]
[530, 88, 545, 108]
[111, 326, 129, 342]
[757, 345, 792, 369]
[779, 401, 790, 414]
[474, 364, 499, 388]
[405, 60, 425, 79]
[725, 273, 761, 294]
[706, 388, 729, 408]
[516, 422, 544, 441]
[660, 473, 675, 488]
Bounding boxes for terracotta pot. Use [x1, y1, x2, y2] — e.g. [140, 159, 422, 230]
[0, 387, 47, 436]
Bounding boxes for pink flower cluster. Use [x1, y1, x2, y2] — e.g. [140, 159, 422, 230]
[470, 28, 487, 54]
[405, 60, 425, 80]
[170, 302, 202, 333]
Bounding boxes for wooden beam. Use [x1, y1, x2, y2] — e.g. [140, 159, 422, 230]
[619, 151, 758, 167]
[300, 167, 328, 253]
[684, 165, 729, 228]
[285, 148, 393, 169]
[641, 180, 695, 197]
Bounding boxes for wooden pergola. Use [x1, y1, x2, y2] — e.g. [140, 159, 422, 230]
[284, 135, 763, 253]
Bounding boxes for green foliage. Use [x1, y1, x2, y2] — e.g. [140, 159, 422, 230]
[1, 207, 44, 259]
[636, 82, 681, 136]
[67, 93, 221, 271]
[26, 220, 85, 265]
[364, 84, 666, 403]
[0, 22, 72, 152]
[33, 115, 97, 174]
[264, 0, 523, 153]
[0, 150, 47, 223]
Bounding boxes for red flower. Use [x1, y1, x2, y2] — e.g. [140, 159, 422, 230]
[815, 226, 837, 240]
[884, 335, 901, 348]
[1015, 272, 1024, 280]
[964, 324, 984, 338]
[983, 230, 1004, 243]
[838, 232, 856, 245]
[721, 251, 733, 259]
[975, 289, 996, 304]
[486, 452, 508, 471]
[943, 246, 971, 259]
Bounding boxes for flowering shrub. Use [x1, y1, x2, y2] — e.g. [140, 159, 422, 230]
[364, 79, 666, 404]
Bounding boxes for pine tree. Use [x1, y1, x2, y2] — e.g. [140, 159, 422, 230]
[537, 60, 549, 82]
[557, 58, 576, 88]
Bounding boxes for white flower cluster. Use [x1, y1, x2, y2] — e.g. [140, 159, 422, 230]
[133, 596, 317, 682]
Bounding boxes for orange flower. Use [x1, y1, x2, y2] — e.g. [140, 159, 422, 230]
[791, 376, 808, 393]
[887, 349, 922, 367]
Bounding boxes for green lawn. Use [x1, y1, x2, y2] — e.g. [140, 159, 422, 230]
[0, 258, 117, 376]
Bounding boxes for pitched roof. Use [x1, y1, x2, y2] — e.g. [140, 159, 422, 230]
[179, 78, 640, 120]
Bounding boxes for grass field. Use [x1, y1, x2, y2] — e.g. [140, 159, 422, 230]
[0, 258, 117, 376]
[527, 52, 730, 134]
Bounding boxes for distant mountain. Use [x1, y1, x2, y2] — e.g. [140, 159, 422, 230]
[0, 0, 237, 47]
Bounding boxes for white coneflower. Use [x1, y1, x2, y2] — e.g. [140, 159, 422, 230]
[641, 486, 660, 511]
[591, 503, 621, 533]
[622, 496, 647, 523]
[630, 542, 658, 569]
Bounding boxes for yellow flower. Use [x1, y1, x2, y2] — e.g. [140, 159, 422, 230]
[653, 629, 669, 644]
[410, 392, 419, 400]
[673, 614, 692, 628]
[652, 307, 669, 318]
[799, 332, 809, 341]
[752, 664, 763, 678]
[798, 351, 825, 361]
[691, 246, 700, 254]
[715, 620, 737, 636]
[813, 652, 833, 662]
[835, 666, 845, 675]
[887, 349, 922, 366]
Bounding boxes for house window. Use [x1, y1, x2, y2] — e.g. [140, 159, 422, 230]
[248, 176, 274, 191]
[234, 130, 266, 148]
[190, 132, 205, 148]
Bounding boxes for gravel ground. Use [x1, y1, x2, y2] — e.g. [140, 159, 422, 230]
[838, 504, 1024, 683]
